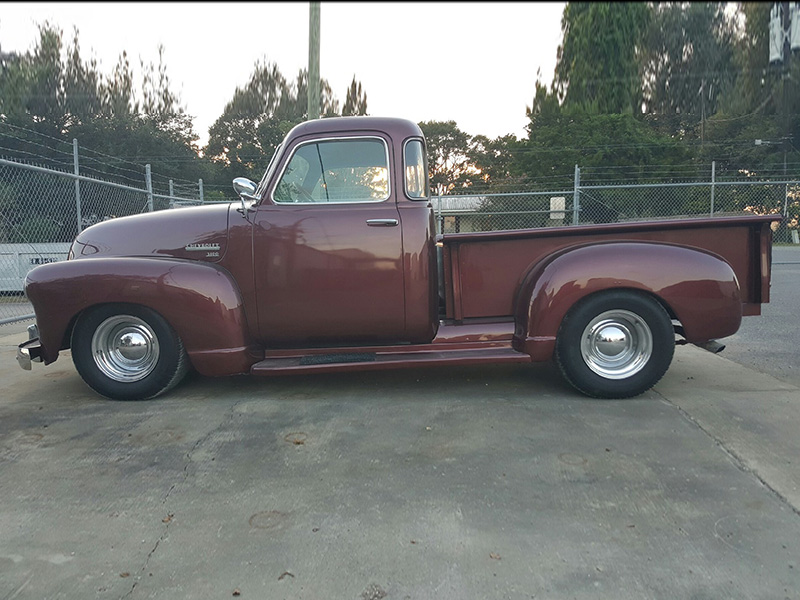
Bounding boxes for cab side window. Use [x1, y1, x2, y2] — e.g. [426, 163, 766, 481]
[273, 138, 390, 204]
[404, 139, 429, 200]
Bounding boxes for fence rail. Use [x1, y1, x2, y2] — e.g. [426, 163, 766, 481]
[1, 152, 798, 327]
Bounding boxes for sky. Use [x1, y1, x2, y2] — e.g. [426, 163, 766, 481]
[0, 2, 566, 147]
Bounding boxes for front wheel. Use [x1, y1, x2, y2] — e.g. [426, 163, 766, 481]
[71, 304, 189, 401]
[555, 291, 675, 399]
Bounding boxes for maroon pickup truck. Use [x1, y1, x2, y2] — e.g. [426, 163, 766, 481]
[17, 117, 779, 401]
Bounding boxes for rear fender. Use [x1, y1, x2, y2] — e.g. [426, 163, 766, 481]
[24, 257, 256, 376]
[513, 242, 741, 361]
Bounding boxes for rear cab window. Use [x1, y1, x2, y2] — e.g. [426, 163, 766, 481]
[403, 138, 429, 200]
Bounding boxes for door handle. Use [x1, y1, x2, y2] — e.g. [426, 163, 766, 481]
[366, 219, 399, 227]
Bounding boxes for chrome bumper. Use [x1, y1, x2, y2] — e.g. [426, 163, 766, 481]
[16, 324, 42, 371]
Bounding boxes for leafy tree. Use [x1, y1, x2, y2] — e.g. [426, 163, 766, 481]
[1, 24, 199, 154]
[0, 23, 68, 136]
[467, 134, 524, 191]
[554, 2, 650, 114]
[524, 106, 690, 177]
[418, 120, 477, 194]
[342, 76, 368, 116]
[101, 50, 137, 119]
[640, 2, 736, 141]
[0, 24, 211, 240]
[204, 61, 294, 182]
[205, 61, 367, 185]
[721, 3, 779, 117]
[63, 29, 102, 127]
[515, 75, 695, 223]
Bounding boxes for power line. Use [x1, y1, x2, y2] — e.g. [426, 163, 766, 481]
[0, 122, 73, 148]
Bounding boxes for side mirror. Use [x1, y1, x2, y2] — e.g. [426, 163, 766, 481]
[232, 177, 259, 215]
[233, 177, 259, 200]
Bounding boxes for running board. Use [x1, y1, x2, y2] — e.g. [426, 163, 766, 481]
[251, 346, 530, 376]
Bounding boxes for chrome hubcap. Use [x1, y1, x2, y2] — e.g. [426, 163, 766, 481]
[91, 316, 159, 382]
[580, 310, 652, 379]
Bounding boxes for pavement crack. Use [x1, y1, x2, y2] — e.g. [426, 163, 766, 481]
[161, 396, 245, 505]
[656, 391, 800, 518]
[122, 531, 167, 600]
[122, 398, 245, 599]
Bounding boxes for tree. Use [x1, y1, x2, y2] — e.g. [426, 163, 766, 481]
[63, 28, 102, 128]
[641, 2, 736, 140]
[0, 23, 68, 136]
[205, 61, 368, 184]
[0, 24, 199, 149]
[0, 23, 209, 240]
[519, 4, 722, 181]
[204, 61, 295, 182]
[553, 2, 650, 114]
[342, 76, 368, 116]
[467, 134, 522, 191]
[67, 38, 203, 184]
[418, 120, 477, 194]
[721, 3, 778, 117]
[101, 50, 136, 119]
[516, 69, 696, 222]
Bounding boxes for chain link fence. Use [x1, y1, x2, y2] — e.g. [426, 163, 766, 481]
[0, 154, 204, 326]
[435, 165, 799, 244]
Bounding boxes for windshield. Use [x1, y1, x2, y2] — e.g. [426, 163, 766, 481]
[255, 143, 283, 198]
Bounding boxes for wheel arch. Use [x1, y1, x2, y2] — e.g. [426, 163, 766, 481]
[25, 257, 256, 376]
[513, 241, 741, 361]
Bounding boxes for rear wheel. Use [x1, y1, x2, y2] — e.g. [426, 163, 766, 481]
[71, 304, 189, 400]
[555, 291, 674, 398]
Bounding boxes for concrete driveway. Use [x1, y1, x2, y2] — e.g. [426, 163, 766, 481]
[723, 245, 800, 388]
[1, 330, 799, 600]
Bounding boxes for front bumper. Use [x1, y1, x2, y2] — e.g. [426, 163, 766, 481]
[16, 324, 42, 371]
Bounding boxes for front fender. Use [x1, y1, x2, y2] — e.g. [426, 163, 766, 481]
[24, 257, 256, 376]
[513, 242, 741, 361]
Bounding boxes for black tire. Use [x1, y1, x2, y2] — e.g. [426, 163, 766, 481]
[555, 290, 675, 399]
[71, 304, 189, 401]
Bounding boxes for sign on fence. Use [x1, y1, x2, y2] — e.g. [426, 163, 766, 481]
[0, 243, 71, 292]
[550, 196, 566, 220]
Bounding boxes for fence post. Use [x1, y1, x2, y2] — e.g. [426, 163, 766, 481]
[710, 160, 716, 216]
[145, 164, 154, 212]
[785, 183, 789, 217]
[436, 194, 443, 234]
[73, 139, 82, 233]
[573, 164, 581, 225]
[168, 180, 175, 208]
[199, 179, 204, 203]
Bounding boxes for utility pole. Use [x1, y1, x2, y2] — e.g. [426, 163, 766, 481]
[769, 2, 800, 226]
[770, 2, 799, 175]
[307, 2, 321, 120]
[781, 1, 790, 178]
[700, 78, 705, 149]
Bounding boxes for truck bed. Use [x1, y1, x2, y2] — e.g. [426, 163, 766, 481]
[439, 215, 778, 321]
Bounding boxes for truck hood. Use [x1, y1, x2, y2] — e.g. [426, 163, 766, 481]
[70, 203, 233, 262]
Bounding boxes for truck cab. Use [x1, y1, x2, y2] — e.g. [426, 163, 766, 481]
[237, 117, 438, 347]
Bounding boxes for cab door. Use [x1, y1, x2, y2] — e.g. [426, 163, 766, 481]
[252, 136, 406, 347]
